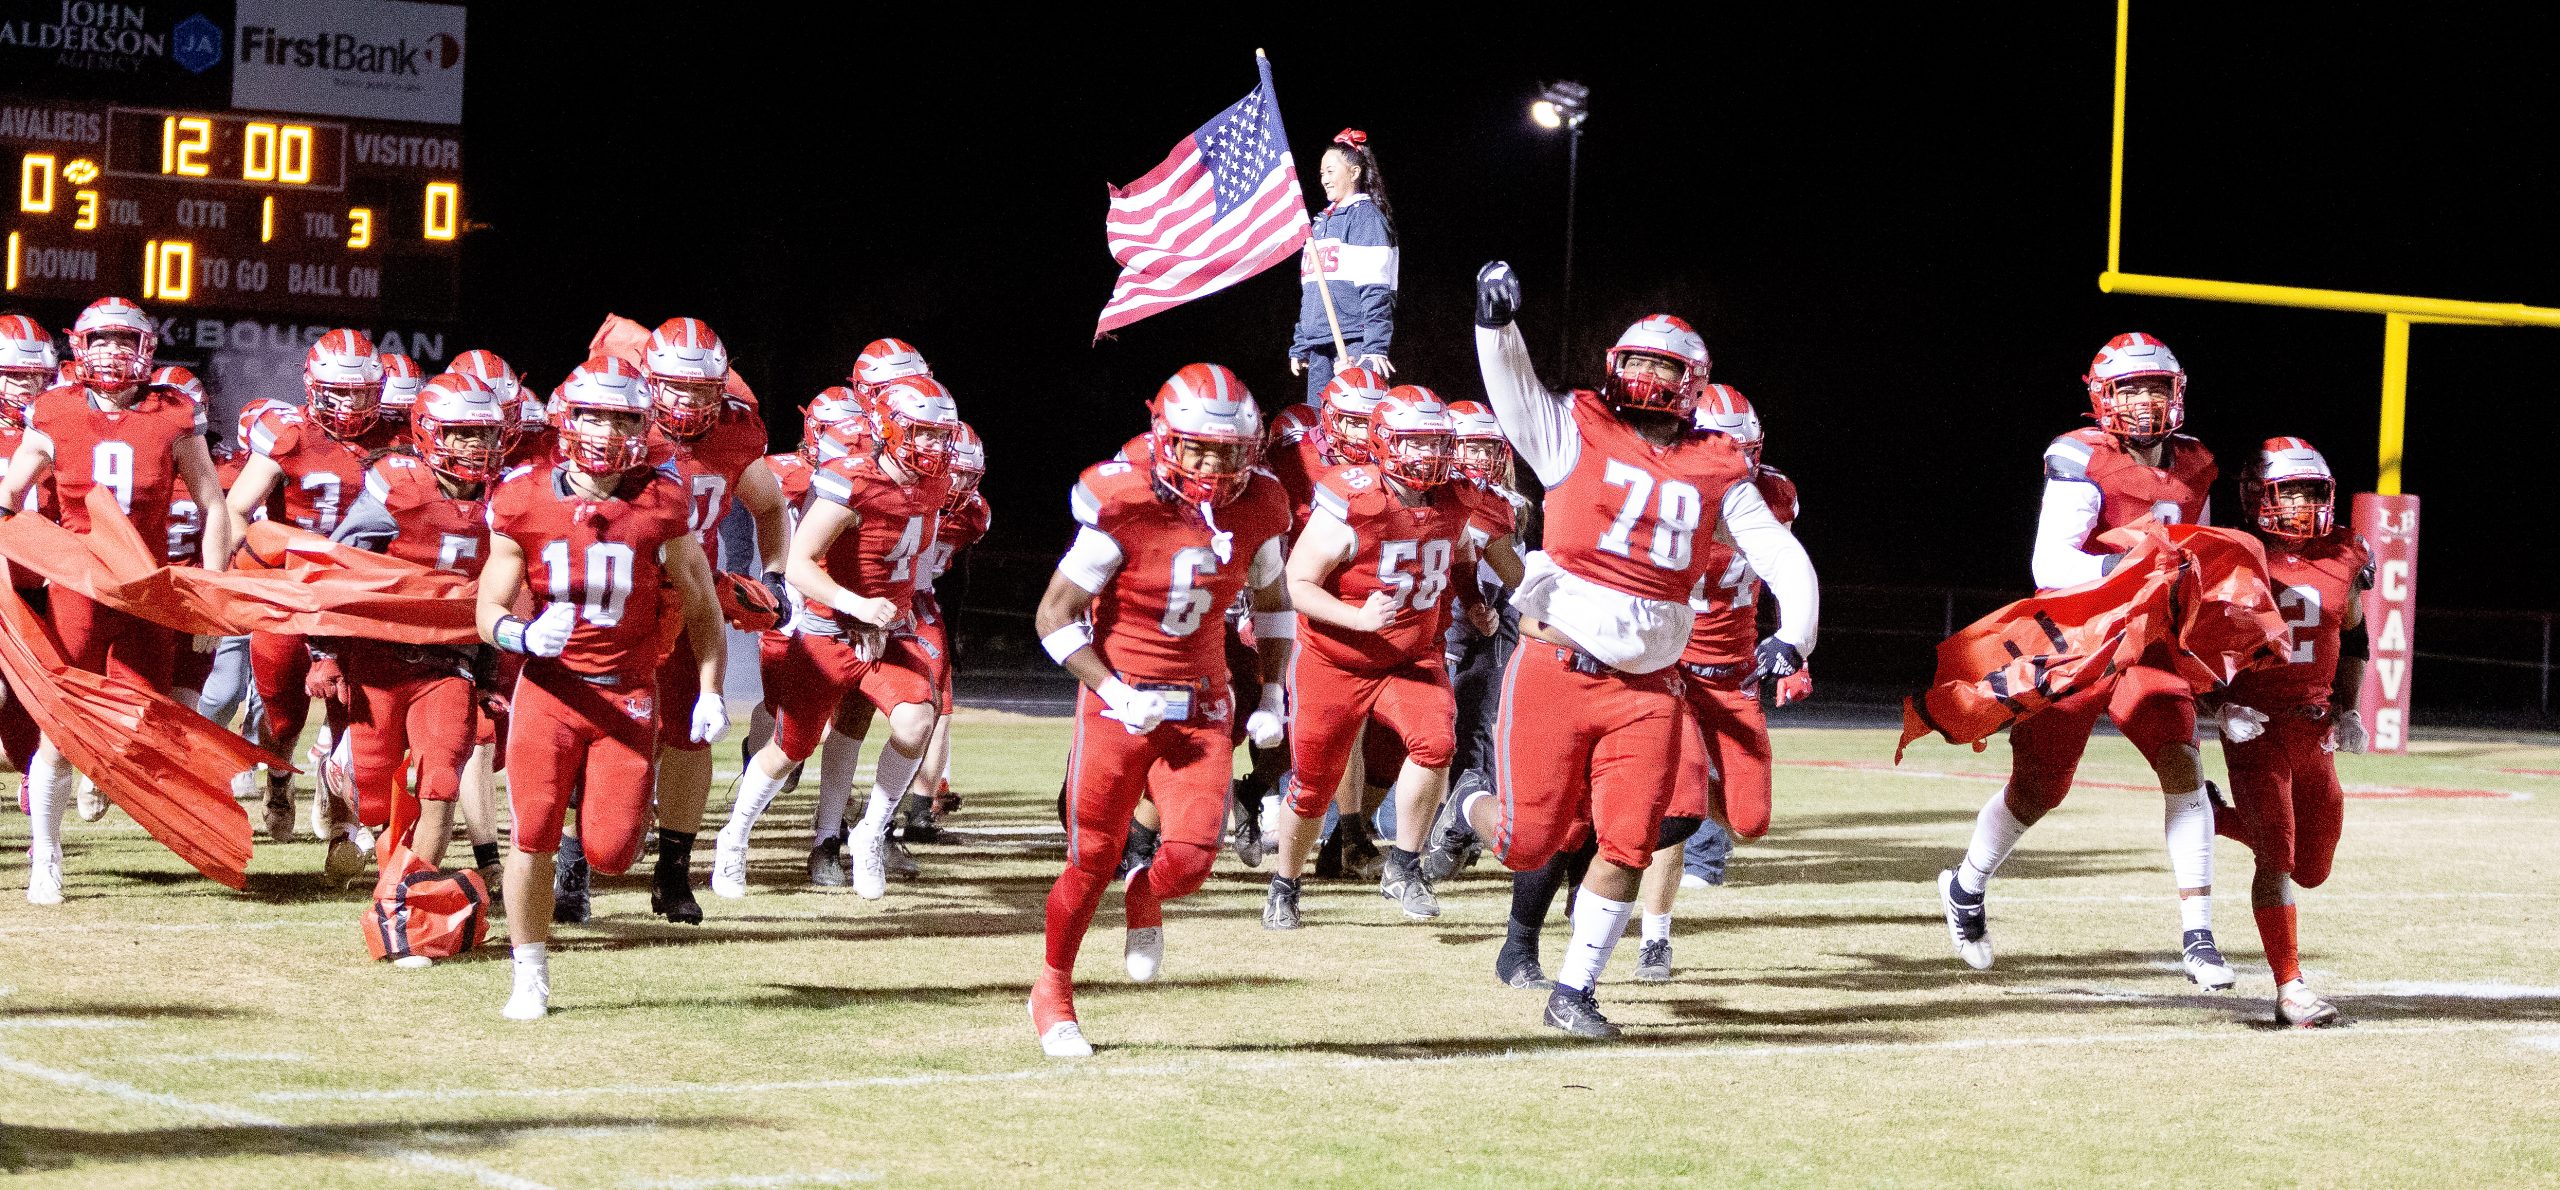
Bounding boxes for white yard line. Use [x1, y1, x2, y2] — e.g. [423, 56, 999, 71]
[0, 1050, 553, 1190]
[247, 1020, 2544, 1106]
[625, 1172, 880, 1189]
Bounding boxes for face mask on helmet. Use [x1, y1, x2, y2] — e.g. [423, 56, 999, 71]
[1153, 429, 1252, 507]
[1317, 367, 1387, 464]
[2095, 375, 2179, 442]
[942, 424, 986, 510]
[1453, 437, 1509, 482]
[307, 381, 383, 438]
[414, 379, 507, 485]
[876, 380, 960, 480]
[77, 328, 151, 390]
[1369, 388, 1456, 488]
[553, 358, 655, 475]
[1601, 315, 1710, 417]
[653, 376, 725, 439]
[2257, 477, 2334, 543]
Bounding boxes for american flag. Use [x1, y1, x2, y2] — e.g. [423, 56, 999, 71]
[1094, 54, 1311, 340]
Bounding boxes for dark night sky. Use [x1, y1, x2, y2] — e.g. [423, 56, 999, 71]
[455, 7, 2558, 620]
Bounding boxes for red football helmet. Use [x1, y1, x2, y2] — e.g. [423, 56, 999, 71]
[150, 364, 205, 406]
[875, 377, 961, 479]
[2244, 436, 2335, 544]
[803, 385, 865, 459]
[413, 373, 508, 484]
[1443, 399, 1510, 484]
[68, 297, 154, 390]
[644, 316, 730, 439]
[378, 353, 426, 425]
[850, 337, 930, 393]
[1693, 383, 1763, 465]
[1149, 363, 1260, 507]
[303, 329, 385, 440]
[1368, 385, 1457, 488]
[552, 356, 655, 474]
[1602, 314, 1711, 416]
[1317, 366, 1389, 464]
[943, 421, 986, 511]
[2084, 332, 2185, 442]
[0, 314, 58, 421]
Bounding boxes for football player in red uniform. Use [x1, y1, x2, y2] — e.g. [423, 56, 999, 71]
[734, 389, 840, 781]
[1936, 333, 2238, 990]
[900, 421, 989, 841]
[225, 330, 399, 865]
[1629, 385, 1805, 981]
[1264, 386, 1500, 927]
[607, 318, 791, 925]
[0, 314, 57, 782]
[1466, 265, 1819, 1037]
[2, 297, 233, 906]
[2210, 438, 2369, 1027]
[711, 377, 956, 902]
[449, 350, 538, 468]
[478, 356, 725, 1020]
[376, 353, 426, 447]
[326, 374, 506, 865]
[1418, 399, 1530, 883]
[1026, 363, 1292, 1057]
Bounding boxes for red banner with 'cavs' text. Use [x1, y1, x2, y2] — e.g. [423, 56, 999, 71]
[2353, 493, 2419, 753]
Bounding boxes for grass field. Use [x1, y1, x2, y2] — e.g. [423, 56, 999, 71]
[4, 708, 2558, 1187]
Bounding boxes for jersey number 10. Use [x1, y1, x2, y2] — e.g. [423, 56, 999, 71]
[542, 541, 635, 626]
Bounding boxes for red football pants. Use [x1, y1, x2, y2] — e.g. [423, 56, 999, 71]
[504, 661, 658, 872]
[250, 630, 313, 750]
[1044, 678, 1231, 975]
[2223, 714, 2345, 888]
[911, 592, 954, 714]
[764, 631, 936, 762]
[653, 633, 710, 752]
[346, 648, 478, 841]
[2006, 656, 2196, 817]
[53, 588, 175, 692]
[1283, 651, 1455, 817]
[1490, 642, 1686, 872]
[1670, 676, 1773, 838]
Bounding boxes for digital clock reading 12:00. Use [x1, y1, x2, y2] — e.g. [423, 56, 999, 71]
[3, 98, 462, 320]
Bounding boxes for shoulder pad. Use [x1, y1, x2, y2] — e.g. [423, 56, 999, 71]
[2044, 432, 2100, 481]
[1072, 459, 1148, 527]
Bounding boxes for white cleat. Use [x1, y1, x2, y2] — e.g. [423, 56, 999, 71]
[2180, 929, 2239, 991]
[1937, 869, 1994, 970]
[2276, 980, 2343, 1028]
[1030, 1001, 1092, 1058]
[74, 777, 109, 822]
[26, 846, 64, 906]
[709, 824, 751, 899]
[1125, 926, 1163, 983]
[850, 817, 888, 900]
[502, 981, 550, 1021]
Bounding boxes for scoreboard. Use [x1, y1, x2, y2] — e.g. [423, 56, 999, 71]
[3, 97, 463, 320]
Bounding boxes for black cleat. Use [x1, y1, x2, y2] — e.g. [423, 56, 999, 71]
[1261, 876, 1303, 931]
[552, 835, 592, 924]
[1227, 780, 1269, 867]
[1337, 815, 1385, 882]
[1117, 821, 1159, 884]
[808, 834, 850, 888]
[1634, 938, 1673, 982]
[1542, 984, 1621, 1040]
[1313, 821, 1346, 879]
[650, 860, 703, 925]
[1419, 785, 1482, 885]
[1496, 944, 1554, 990]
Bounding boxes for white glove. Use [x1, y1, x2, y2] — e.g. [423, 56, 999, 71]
[1246, 682, 1288, 749]
[524, 603, 578, 658]
[2328, 709, 2368, 754]
[1096, 677, 1166, 735]
[689, 691, 729, 745]
[2218, 704, 2269, 744]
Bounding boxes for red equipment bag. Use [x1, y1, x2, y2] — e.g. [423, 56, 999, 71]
[362, 842, 491, 962]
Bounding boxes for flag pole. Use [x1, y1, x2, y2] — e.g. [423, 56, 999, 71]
[1263, 48, 1355, 370]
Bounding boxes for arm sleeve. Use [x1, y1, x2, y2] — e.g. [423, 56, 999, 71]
[2031, 478, 2109, 590]
[327, 489, 398, 552]
[1057, 526, 1124, 594]
[1722, 482, 1818, 654]
[1474, 323, 1580, 485]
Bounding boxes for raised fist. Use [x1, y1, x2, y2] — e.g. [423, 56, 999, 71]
[1475, 261, 1522, 329]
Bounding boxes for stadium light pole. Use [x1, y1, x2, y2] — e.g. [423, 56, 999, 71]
[1532, 81, 1589, 374]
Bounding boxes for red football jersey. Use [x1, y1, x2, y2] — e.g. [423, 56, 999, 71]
[246, 408, 389, 536]
[1302, 465, 1480, 669]
[2046, 427, 2217, 542]
[1683, 467, 1801, 668]
[488, 462, 694, 678]
[649, 400, 768, 550]
[763, 451, 815, 509]
[167, 444, 245, 564]
[1071, 459, 1289, 681]
[28, 382, 206, 558]
[1542, 392, 1752, 603]
[1, 423, 58, 518]
[2225, 529, 2371, 713]
[802, 451, 950, 629]
[505, 425, 556, 470]
[920, 490, 992, 593]
[1264, 404, 1330, 533]
[364, 453, 491, 578]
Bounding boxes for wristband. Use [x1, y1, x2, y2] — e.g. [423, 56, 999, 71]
[1250, 610, 1297, 640]
[1097, 676, 1136, 707]
[493, 615, 531, 655]
[1042, 621, 1095, 665]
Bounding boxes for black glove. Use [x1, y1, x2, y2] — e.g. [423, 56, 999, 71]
[1753, 637, 1803, 685]
[761, 570, 792, 616]
[1474, 261, 1521, 329]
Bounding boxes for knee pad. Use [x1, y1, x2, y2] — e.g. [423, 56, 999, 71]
[1147, 841, 1215, 899]
[1655, 815, 1704, 851]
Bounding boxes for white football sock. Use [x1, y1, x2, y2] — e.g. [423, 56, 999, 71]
[1957, 790, 2028, 895]
[861, 742, 925, 829]
[723, 763, 789, 836]
[2179, 893, 2212, 932]
[511, 942, 548, 986]
[811, 729, 863, 842]
[1640, 911, 1673, 944]
[1555, 890, 1634, 994]
[25, 744, 71, 855]
[2164, 785, 2214, 891]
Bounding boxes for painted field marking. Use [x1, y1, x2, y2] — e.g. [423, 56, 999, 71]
[117, 1051, 310, 1065]
[246, 1020, 2545, 1106]
[2519, 1036, 2560, 1052]
[625, 1171, 880, 1189]
[0, 1050, 552, 1190]
[1781, 759, 2535, 801]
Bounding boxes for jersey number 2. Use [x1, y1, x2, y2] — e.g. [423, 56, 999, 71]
[542, 541, 635, 626]
[2278, 584, 2320, 665]
[1597, 459, 1701, 571]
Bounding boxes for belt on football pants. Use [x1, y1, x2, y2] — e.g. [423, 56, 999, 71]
[1682, 659, 1746, 683]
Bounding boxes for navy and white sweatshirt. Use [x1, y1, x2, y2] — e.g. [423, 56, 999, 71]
[1291, 193, 1397, 361]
